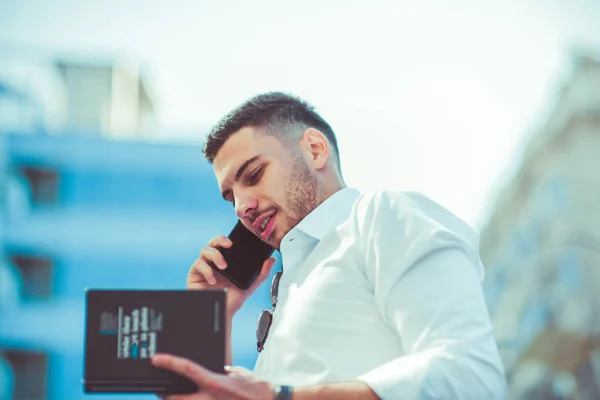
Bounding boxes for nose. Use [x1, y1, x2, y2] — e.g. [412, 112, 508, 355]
[235, 192, 258, 220]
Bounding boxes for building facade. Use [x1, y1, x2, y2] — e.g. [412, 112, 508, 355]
[0, 55, 280, 399]
[0, 132, 276, 400]
[480, 54, 600, 399]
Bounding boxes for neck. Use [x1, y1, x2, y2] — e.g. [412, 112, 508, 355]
[317, 180, 346, 207]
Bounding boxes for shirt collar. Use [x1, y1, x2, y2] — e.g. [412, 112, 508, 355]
[281, 187, 362, 244]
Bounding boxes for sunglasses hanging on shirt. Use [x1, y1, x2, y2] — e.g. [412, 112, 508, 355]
[256, 271, 282, 352]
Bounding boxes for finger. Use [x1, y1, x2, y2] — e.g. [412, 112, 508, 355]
[207, 235, 232, 249]
[188, 259, 217, 285]
[152, 354, 217, 388]
[200, 246, 228, 270]
[162, 394, 214, 400]
[224, 365, 253, 378]
[248, 257, 277, 293]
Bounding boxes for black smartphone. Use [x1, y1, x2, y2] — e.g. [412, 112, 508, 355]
[214, 220, 275, 290]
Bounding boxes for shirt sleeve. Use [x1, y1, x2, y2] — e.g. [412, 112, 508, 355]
[355, 191, 506, 400]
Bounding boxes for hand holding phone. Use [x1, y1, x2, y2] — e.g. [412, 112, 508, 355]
[187, 221, 276, 318]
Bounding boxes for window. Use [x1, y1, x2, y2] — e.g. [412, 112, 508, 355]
[519, 298, 549, 352]
[0, 349, 48, 400]
[556, 250, 582, 292]
[17, 166, 60, 207]
[9, 254, 54, 300]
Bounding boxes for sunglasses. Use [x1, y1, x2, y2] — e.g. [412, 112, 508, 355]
[256, 271, 282, 352]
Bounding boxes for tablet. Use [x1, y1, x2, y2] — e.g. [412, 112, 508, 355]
[83, 288, 226, 394]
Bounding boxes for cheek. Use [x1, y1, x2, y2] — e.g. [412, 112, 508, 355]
[262, 168, 289, 197]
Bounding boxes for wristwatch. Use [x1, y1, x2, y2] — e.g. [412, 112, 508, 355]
[273, 385, 293, 400]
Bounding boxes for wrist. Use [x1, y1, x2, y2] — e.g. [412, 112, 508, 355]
[273, 384, 294, 400]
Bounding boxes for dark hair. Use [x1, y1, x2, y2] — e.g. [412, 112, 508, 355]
[202, 92, 340, 166]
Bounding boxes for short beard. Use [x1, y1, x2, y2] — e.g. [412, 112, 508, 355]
[284, 154, 319, 230]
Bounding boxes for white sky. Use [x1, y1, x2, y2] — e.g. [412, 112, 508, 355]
[1, 0, 600, 229]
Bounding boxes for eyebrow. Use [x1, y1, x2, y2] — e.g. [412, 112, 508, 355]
[221, 155, 261, 201]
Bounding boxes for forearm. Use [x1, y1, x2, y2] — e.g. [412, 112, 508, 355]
[291, 381, 379, 400]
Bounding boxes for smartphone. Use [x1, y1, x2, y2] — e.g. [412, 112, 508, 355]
[214, 220, 275, 290]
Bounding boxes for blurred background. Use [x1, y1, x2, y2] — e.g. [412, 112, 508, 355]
[0, 0, 599, 399]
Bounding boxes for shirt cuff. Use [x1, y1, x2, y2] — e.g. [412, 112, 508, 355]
[357, 351, 434, 400]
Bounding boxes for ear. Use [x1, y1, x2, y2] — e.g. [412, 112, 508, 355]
[299, 128, 330, 170]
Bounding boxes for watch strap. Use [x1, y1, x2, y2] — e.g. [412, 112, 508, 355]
[273, 385, 293, 400]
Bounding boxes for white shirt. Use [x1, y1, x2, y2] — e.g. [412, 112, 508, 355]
[253, 188, 506, 400]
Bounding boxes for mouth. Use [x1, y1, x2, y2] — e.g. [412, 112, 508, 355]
[253, 211, 276, 241]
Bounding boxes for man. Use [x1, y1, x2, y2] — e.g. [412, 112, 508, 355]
[152, 92, 506, 399]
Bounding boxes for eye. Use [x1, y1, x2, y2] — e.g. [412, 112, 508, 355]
[247, 166, 265, 185]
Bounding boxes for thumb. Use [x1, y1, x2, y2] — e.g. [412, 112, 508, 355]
[248, 257, 277, 294]
[224, 365, 252, 375]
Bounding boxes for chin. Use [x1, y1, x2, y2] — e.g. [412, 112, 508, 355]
[269, 232, 280, 248]
[268, 230, 283, 250]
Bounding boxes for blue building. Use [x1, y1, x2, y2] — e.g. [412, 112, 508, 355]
[0, 132, 278, 400]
